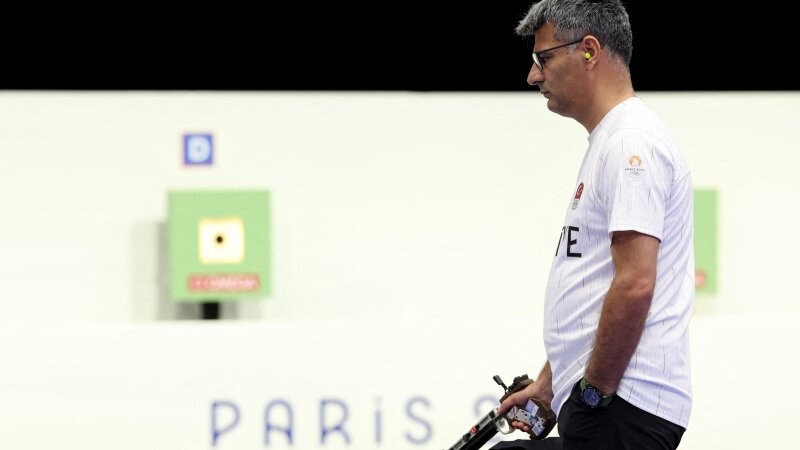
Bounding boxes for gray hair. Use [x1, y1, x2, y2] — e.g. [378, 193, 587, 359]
[516, 0, 633, 67]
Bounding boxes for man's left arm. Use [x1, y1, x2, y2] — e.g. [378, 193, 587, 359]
[584, 230, 660, 396]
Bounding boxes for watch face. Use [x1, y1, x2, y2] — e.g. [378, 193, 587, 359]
[581, 387, 601, 407]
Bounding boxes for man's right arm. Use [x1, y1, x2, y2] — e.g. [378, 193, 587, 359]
[529, 361, 553, 405]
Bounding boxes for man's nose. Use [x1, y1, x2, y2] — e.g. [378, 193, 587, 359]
[527, 63, 543, 86]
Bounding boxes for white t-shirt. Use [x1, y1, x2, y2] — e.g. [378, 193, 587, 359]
[543, 96, 694, 429]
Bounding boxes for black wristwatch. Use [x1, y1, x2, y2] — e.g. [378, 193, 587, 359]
[579, 377, 614, 408]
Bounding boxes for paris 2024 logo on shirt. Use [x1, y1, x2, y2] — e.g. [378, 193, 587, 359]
[624, 155, 647, 178]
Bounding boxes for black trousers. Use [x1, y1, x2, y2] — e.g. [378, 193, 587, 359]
[491, 381, 685, 450]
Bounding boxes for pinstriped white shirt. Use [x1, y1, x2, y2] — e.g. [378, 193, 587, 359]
[543, 97, 694, 428]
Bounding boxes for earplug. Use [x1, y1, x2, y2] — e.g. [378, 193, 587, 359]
[584, 52, 591, 60]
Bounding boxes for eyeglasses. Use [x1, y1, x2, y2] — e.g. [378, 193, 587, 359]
[531, 37, 585, 72]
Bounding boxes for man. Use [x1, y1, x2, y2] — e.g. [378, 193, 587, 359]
[496, 1, 694, 449]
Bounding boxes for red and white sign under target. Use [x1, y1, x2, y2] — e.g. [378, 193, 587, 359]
[188, 274, 260, 292]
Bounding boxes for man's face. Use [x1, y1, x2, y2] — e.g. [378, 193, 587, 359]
[528, 22, 586, 119]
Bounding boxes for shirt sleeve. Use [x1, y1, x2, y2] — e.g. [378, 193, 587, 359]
[600, 129, 672, 242]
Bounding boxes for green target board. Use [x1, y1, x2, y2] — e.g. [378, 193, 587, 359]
[694, 189, 717, 294]
[168, 190, 271, 301]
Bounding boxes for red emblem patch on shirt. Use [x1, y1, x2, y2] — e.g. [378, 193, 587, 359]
[572, 182, 584, 210]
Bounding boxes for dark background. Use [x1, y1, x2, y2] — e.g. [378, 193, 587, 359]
[2, 2, 796, 91]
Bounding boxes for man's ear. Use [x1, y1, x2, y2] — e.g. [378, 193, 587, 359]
[582, 35, 601, 62]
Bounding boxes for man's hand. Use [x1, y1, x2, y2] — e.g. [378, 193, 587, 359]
[496, 362, 555, 437]
[497, 382, 539, 434]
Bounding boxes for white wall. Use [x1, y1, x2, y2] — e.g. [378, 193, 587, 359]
[0, 91, 798, 449]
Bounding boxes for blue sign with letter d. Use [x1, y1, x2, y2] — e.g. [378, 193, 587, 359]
[184, 133, 214, 166]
